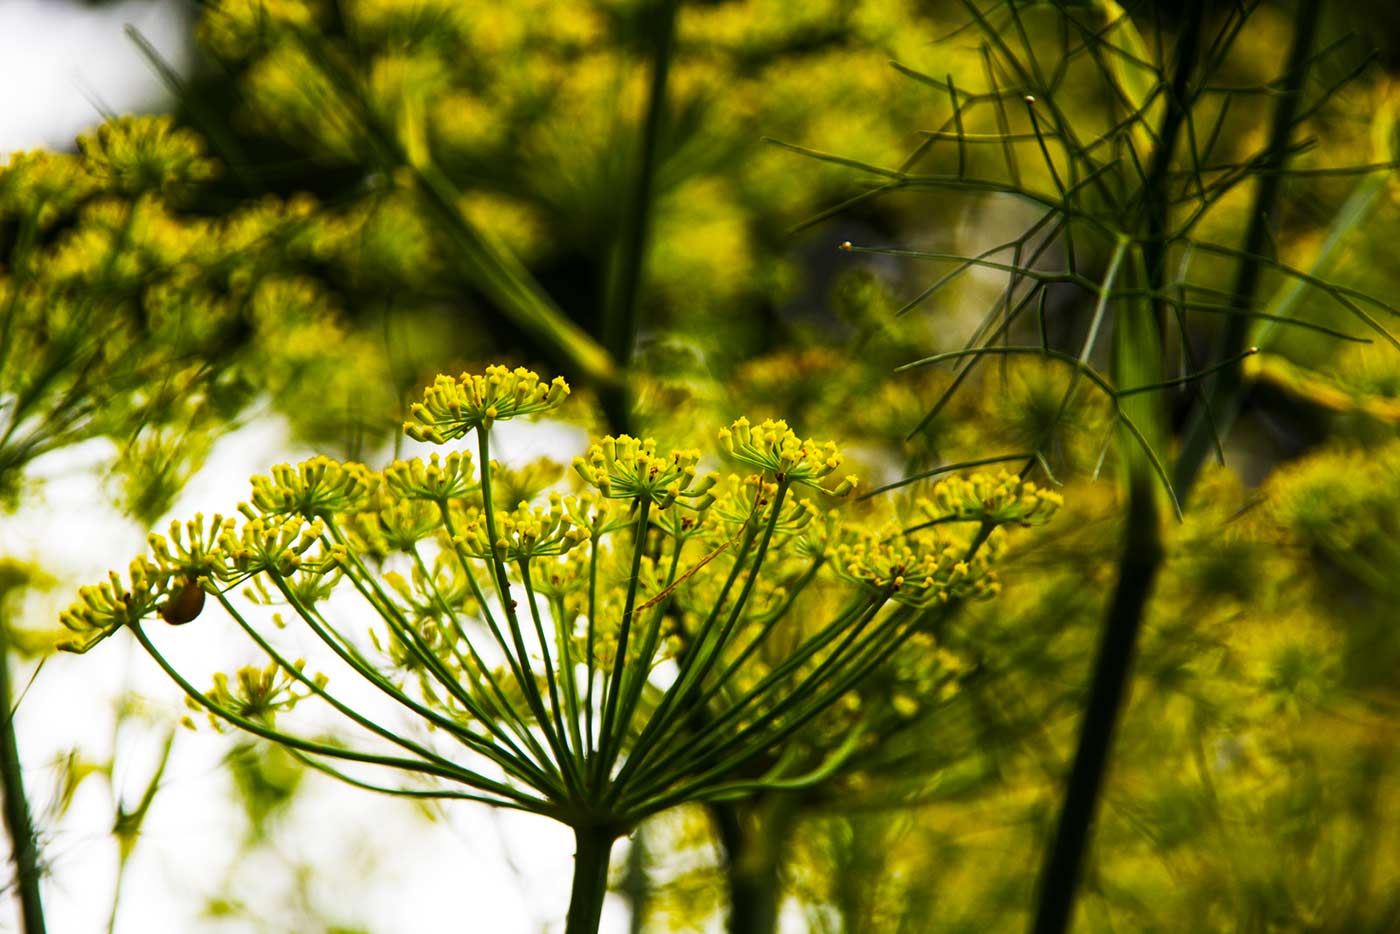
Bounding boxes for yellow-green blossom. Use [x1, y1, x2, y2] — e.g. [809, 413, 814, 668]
[0, 151, 98, 227]
[490, 457, 564, 510]
[58, 557, 172, 653]
[834, 526, 997, 607]
[453, 494, 587, 561]
[245, 456, 377, 519]
[708, 475, 818, 543]
[384, 451, 480, 502]
[404, 366, 570, 441]
[148, 514, 236, 578]
[918, 472, 1063, 527]
[218, 517, 330, 577]
[354, 498, 443, 555]
[719, 417, 857, 494]
[197, 660, 327, 729]
[572, 435, 716, 508]
[76, 115, 220, 197]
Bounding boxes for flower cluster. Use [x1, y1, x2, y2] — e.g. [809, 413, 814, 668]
[58, 508, 337, 653]
[219, 517, 334, 578]
[58, 558, 170, 653]
[148, 514, 236, 578]
[194, 660, 327, 730]
[918, 471, 1063, 527]
[573, 435, 716, 508]
[453, 495, 588, 561]
[59, 367, 1056, 880]
[0, 151, 97, 227]
[385, 452, 480, 503]
[246, 457, 376, 520]
[76, 115, 220, 198]
[707, 475, 819, 543]
[834, 526, 999, 607]
[403, 366, 570, 441]
[719, 417, 857, 495]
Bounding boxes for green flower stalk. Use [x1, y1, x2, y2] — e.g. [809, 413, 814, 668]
[61, 367, 1055, 933]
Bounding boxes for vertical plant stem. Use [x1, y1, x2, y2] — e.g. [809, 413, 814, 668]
[1029, 4, 1208, 925]
[623, 821, 650, 934]
[1029, 469, 1161, 934]
[714, 803, 772, 934]
[566, 825, 619, 934]
[1173, 0, 1323, 496]
[0, 621, 46, 934]
[600, 0, 680, 431]
[714, 795, 799, 934]
[1033, 1, 1323, 926]
[1137, 0, 1205, 300]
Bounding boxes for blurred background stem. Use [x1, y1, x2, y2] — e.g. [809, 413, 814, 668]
[0, 607, 46, 934]
[712, 795, 799, 934]
[1030, 5, 1198, 930]
[601, 0, 681, 433]
[1175, 0, 1326, 496]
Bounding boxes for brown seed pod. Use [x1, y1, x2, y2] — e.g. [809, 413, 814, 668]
[159, 577, 206, 626]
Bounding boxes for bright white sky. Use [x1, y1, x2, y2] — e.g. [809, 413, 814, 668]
[0, 3, 636, 931]
[0, 0, 190, 154]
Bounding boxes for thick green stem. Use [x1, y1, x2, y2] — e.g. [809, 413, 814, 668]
[565, 825, 619, 934]
[1029, 6, 1206, 930]
[1173, 0, 1323, 496]
[714, 797, 799, 934]
[599, 0, 680, 432]
[1029, 470, 1162, 934]
[1032, 6, 1324, 923]
[622, 821, 650, 934]
[0, 625, 46, 934]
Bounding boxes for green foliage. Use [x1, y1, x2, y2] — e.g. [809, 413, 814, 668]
[726, 441, 1400, 934]
[156, 0, 983, 371]
[0, 115, 408, 526]
[746, 2, 1400, 930]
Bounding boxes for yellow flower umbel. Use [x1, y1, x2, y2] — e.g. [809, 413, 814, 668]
[76, 115, 220, 198]
[59, 365, 1058, 934]
[454, 494, 588, 561]
[404, 365, 570, 441]
[58, 558, 171, 653]
[246, 456, 376, 520]
[706, 474, 818, 544]
[573, 435, 717, 509]
[384, 451, 480, 503]
[196, 660, 327, 730]
[148, 514, 236, 579]
[719, 417, 857, 495]
[217, 516, 331, 577]
[917, 471, 1063, 528]
[834, 525, 999, 607]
